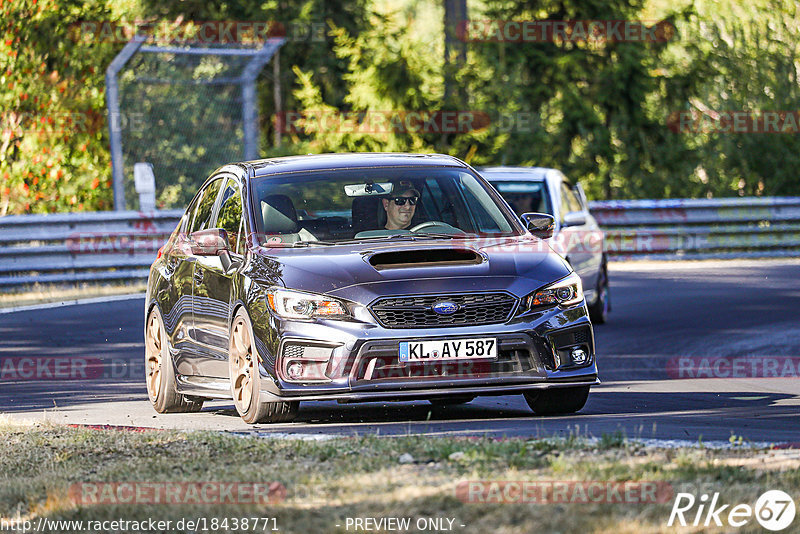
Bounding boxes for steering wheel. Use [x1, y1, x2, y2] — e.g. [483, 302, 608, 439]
[409, 221, 461, 234]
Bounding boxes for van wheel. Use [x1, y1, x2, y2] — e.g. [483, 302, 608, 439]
[145, 307, 203, 413]
[229, 309, 298, 424]
[523, 386, 590, 415]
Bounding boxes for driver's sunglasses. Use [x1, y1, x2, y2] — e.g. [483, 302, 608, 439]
[391, 196, 419, 206]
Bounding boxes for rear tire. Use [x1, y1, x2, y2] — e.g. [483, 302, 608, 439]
[145, 307, 204, 413]
[229, 309, 298, 424]
[588, 258, 610, 324]
[524, 386, 590, 415]
[428, 396, 475, 406]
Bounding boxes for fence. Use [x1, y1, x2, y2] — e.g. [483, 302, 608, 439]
[0, 197, 798, 289]
[107, 37, 283, 211]
[591, 196, 800, 260]
[0, 210, 182, 288]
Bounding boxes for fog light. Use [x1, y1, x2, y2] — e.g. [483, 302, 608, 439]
[571, 347, 588, 365]
[287, 362, 304, 379]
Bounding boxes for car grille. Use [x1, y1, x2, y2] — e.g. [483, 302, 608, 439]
[351, 335, 536, 383]
[370, 292, 517, 328]
[552, 327, 591, 349]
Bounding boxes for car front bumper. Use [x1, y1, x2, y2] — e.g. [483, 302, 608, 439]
[254, 302, 598, 403]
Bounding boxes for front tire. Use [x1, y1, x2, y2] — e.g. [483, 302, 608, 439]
[229, 309, 298, 424]
[145, 307, 203, 413]
[524, 386, 590, 415]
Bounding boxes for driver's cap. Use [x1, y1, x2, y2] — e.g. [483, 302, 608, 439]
[390, 180, 420, 197]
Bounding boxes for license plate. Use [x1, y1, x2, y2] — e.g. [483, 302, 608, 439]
[399, 338, 497, 363]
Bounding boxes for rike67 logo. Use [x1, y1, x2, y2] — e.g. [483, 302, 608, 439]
[668, 490, 796, 531]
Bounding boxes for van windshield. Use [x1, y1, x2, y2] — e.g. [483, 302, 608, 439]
[490, 181, 552, 218]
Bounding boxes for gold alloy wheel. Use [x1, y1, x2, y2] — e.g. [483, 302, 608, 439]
[145, 312, 163, 401]
[230, 317, 254, 412]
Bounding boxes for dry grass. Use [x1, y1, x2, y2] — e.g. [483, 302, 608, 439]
[0, 422, 798, 533]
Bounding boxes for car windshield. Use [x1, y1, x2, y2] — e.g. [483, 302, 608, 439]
[490, 181, 552, 217]
[250, 167, 521, 245]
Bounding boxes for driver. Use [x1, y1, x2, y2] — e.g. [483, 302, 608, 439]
[507, 193, 533, 216]
[382, 180, 420, 230]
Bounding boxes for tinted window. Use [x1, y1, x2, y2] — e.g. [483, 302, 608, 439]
[250, 167, 519, 244]
[491, 181, 551, 216]
[560, 182, 581, 219]
[460, 176, 507, 232]
[188, 179, 222, 234]
[215, 178, 243, 253]
[182, 193, 203, 232]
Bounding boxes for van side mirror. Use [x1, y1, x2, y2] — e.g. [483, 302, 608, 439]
[562, 211, 587, 227]
[522, 213, 555, 239]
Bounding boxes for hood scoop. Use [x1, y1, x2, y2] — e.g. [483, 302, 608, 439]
[368, 248, 483, 270]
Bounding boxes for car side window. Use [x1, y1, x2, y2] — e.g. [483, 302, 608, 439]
[560, 182, 582, 220]
[573, 184, 589, 211]
[187, 178, 223, 234]
[182, 195, 202, 233]
[215, 178, 244, 254]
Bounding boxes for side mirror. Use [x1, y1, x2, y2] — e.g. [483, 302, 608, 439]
[562, 211, 587, 228]
[189, 228, 229, 256]
[522, 212, 555, 239]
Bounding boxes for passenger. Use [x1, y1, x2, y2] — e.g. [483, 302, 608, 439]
[382, 181, 420, 230]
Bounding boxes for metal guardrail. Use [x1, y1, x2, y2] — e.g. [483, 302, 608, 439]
[589, 197, 800, 260]
[0, 197, 798, 289]
[0, 210, 182, 289]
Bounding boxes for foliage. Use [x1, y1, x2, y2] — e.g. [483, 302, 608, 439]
[675, 2, 800, 196]
[3, 0, 800, 214]
[0, 0, 120, 215]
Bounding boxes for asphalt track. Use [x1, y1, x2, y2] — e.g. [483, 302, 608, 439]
[2, 259, 799, 444]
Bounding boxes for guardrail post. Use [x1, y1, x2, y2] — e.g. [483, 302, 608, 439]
[105, 35, 146, 212]
[241, 38, 284, 161]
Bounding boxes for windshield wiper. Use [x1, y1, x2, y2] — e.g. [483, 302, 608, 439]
[408, 233, 465, 240]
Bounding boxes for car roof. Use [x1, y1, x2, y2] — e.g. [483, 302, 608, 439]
[245, 153, 468, 177]
[477, 166, 552, 181]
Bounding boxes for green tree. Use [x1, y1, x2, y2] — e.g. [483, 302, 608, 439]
[0, 0, 121, 214]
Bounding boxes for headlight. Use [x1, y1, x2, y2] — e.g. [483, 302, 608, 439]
[526, 272, 584, 308]
[267, 288, 350, 320]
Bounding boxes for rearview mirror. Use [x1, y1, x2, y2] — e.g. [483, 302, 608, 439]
[522, 213, 555, 239]
[189, 228, 229, 256]
[562, 211, 587, 227]
[344, 182, 393, 197]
